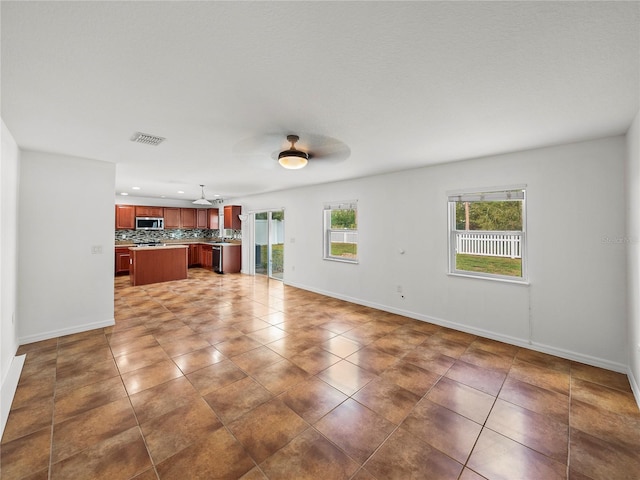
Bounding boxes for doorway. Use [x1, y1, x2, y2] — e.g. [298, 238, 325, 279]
[254, 210, 284, 280]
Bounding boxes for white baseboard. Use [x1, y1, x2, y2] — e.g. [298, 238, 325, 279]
[18, 318, 115, 346]
[628, 367, 640, 410]
[284, 280, 629, 374]
[1, 354, 26, 439]
[524, 342, 628, 373]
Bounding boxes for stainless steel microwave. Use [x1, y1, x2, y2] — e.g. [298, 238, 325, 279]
[135, 217, 164, 230]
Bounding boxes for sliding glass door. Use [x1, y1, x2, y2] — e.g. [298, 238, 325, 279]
[254, 210, 284, 280]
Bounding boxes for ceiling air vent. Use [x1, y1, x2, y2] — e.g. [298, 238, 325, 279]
[130, 132, 165, 146]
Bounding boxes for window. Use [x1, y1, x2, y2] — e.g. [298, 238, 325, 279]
[448, 188, 527, 282]
[324, 201, 358, 263]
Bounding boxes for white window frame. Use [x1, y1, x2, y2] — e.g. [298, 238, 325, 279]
[447, 186, 528, 284]
[323, 200, 358, 264]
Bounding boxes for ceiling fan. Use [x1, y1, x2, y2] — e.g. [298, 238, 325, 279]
[233, 133, 351, 170]
[278, 135, 308, 169]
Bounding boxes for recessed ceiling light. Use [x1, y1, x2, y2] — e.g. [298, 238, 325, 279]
[120, 192, 129, 196]
[132, 186, 140, 190]
[214, 194, 221, 197]
[161, 195, 166, 198]
[177, 190, 184, 194]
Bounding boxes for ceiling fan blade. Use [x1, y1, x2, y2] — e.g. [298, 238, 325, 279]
[232, 132, 350, 166]
[309, 141, 351, 162]
[238, 153, 279, 170]
[232, 133, 286, 156]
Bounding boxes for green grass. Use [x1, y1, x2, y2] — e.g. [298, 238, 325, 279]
[257, 244, 284, 274]
[257, 243, 356, 273]
[331, 242, 357, 258]
[456, 254, 521, 277]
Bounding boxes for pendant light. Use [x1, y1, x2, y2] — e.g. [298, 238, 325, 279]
[278, 135, 308, 169]
[192, 185, 212, 205]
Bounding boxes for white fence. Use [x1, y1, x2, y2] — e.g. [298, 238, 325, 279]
[330, 230, 358, 244]
[255, 219, 285, 246]
[456, 231, 522, 259]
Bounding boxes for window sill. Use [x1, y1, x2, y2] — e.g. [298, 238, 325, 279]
[324, 257, 359, 264]
[448, 271, 529, 285]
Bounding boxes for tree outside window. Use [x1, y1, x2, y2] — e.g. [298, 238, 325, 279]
[448, 189, 527, 281]
[324, 201, 358, 263]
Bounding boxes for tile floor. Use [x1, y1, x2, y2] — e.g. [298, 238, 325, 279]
[2, 269, 640, 479]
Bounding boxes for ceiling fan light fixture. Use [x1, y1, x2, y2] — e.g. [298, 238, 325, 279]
[192, 185, 213, 205]
[278, 135, 308, 169]
[278, 151, 308, 169]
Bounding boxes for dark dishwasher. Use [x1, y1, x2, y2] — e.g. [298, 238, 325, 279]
[212, 245, 222, 273]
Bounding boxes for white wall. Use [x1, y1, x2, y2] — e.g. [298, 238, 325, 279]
[1, 120, 23, 436]
[626, 110, 640, 403]
[1, 120, 19, 388]
[235, 136, 628, 371]
[18, 150, 115, 343]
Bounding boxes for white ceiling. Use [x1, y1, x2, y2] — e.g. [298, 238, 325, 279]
[2, 1, 639, 202]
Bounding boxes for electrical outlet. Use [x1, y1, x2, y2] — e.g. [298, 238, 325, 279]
[91, 245, 103, 254]
[396, 285, 403, 293]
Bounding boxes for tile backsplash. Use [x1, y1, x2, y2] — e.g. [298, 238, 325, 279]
[116, 229, 242, 243]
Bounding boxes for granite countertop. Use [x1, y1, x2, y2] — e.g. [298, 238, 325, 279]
[115, 239, 242, 247]
[127, 244, 189, 250]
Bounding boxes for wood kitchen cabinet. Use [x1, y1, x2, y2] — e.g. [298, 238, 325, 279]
[221, 244, 241, 273]
[115, 247, 131, 274]
[188, 244, 201, 266]
[181, 208, 197, 229]
[165, 207, 198, 229]
[164, 208, 181, 229]
[118, 204, 218, 230]
[115, 205, 135, 230]
[201, 245, 213, 268]
[135, 206, 164, 217]
[129, 246, 188, 286]
[208, 208, 219, 229]
[196, 209, 208, 229]
[224, 205, 242, 230]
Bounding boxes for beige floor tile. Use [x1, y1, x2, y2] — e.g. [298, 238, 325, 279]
[140, 398, 222, 463]
[4, 270, 639, 480]
[280, 377, 348, 424]
[315, 398, 395, 464]
[228, 398, 308, 463]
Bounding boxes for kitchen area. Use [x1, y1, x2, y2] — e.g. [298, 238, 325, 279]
[115, 204, 242, 286]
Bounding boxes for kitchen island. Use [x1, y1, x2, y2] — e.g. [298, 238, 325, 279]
[128, 245, 189, 286]
[212, 243, 241, 274]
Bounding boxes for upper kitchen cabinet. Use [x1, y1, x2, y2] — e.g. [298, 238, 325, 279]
[135, 206, 163, 217]
[208, 208, 219, 229]
[181, 208, 197, 229]
[115, 205, 135, 230]
[118, 204, 217, 230]
[164, 208, 181, 229]
[224, 205, 242, 230]
[196, 209, 208, 229]
[164, 207, 203, 229]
